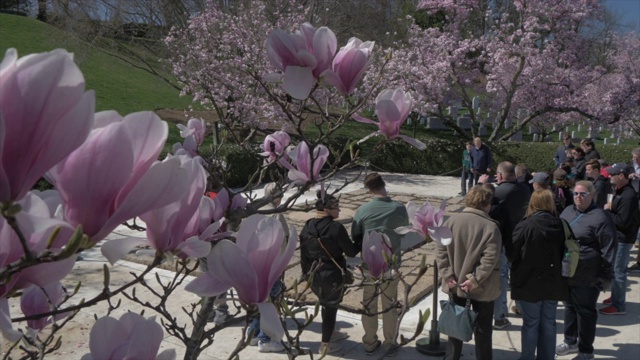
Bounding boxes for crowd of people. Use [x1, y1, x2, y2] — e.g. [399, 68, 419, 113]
[215, 139, 639, 359]
[447, 138, 640, 360]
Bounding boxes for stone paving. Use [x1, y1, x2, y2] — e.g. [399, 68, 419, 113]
[280, 188, 465, 313]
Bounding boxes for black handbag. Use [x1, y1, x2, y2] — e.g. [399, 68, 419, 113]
[316, 236, 355, 285]
[437, 293, 478, 342]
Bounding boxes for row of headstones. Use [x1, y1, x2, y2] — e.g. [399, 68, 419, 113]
[406, 116, 632, 144]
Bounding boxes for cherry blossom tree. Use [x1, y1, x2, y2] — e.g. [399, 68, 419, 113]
[371, 0, 638, 141]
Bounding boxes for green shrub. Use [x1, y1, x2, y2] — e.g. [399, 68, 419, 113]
[212, 144, 262, 188]
[367, 139, 461, 175]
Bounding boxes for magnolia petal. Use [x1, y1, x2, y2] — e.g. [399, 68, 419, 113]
[397, 135, 427, 150]
[288, 169, 309, 185]
[17, 255, 76, 289]
[352, 113, 377, 124]
[0, 298, 22, 342]
[283, 66, 315, 100]
[119, 313, 164, 360]
[101, 237, 149, 265]
[156, 349, 177, 360]
[176, 237, 211, 259]
[199, 218, 224, 241]
[394, 225, 416, 235]
[88, 316, 128, 358]
[428, 226, 453, 246]
[376, 99, 402, 129]
[208, 240, 262, 303]
[98, 157, 189, 241]
[257, 302, 284, 340]
[234, 214, 263, 252]
[184, 272, 231, 298]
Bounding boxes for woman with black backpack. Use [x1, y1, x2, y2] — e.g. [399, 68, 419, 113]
[300, 192, 360, 354]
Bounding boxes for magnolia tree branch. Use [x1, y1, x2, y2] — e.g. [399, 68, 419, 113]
[12, 255, 163, 322]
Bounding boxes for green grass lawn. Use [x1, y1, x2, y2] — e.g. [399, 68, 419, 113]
[0, 14, 191, 115]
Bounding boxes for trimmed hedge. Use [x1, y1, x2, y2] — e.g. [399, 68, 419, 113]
[208, 140, 637, 187]
[366, 140, 637, 176]
[213, 143, 262, 188]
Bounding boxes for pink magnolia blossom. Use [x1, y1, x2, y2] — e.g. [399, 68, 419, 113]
[20, 282, 66, 332]
[280, 141, 329, 185]
[362, 231, 393, 278]
[0, 48, 95, 203]
[396, 200, 452, 246]
[47, 111, 190, 242]
[81, 313, 175, 360]
[266, 23, 337, 99]
[259, 131, 291, 163]
[100, 155, 225, 264]
[185, 214, 297, 340]
[353, 88, 426, 150]
[322, 37, 374, 95]
[1, 192, 76, 341]
[177, 118, 206, 145]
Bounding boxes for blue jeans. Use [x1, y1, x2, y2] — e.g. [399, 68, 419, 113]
[612, 242, 632, 311]
[247, 280, 283, 342]
[461, 169, 473, 194]
[564, 286, 600, 354]
[493, 249, 508, 321]
[518, 300, 558, 360]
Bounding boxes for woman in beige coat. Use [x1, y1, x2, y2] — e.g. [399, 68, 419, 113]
[436, 185, 502, 360]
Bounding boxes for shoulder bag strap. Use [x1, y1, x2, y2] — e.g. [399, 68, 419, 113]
[315, 224, 346, 276]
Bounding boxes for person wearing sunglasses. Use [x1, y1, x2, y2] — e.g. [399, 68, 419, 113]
[556, 181, 617, 360]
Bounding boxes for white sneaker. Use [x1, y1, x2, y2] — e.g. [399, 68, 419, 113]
[212, 308, 229, 325]
[245, 329, 258, 346]
[319, 342, 342, 354]
[258, 340, 285, 353]
[330, 330, 349, 342]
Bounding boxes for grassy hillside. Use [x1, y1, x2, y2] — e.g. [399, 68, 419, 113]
[0, 14, 191, 115]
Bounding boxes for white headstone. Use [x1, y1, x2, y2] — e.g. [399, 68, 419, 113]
[577, 124, 582, 132]
[510, 131, 523, 142]
[407, 117, 413, 126]
[448, 106, 459, 119]
[427, 117, 447, 130]
[457, 116, 472, 130]
[533, 134, 539, 142]
[604, 138, 610, 145]
[505, 119, 512, 129]
[472, 96, 481, 110]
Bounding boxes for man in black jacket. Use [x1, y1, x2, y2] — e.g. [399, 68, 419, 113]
[479, 161, 531, 329]
[599, 163, 640, 315]
[585, 159, 610, 208]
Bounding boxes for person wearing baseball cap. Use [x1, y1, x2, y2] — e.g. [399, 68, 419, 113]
[529, 172, 550, 189]
[599, 163, 640, 316]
